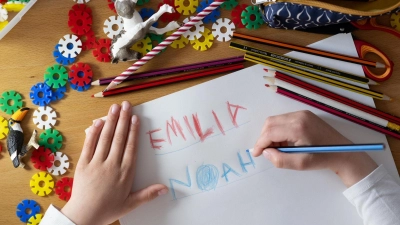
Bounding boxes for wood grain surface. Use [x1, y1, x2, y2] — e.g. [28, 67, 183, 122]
[0, 1, 399, 225]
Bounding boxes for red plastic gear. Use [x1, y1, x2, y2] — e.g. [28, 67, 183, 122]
[158, 0, 180, 23]
[68, 10, 93, 35]
[55, 177, 74, 201]
[69, 4, 93, 17]
[107, 0, 117, 13]
[231, 4, 248, 29]
[69, 63, 93, 86]
[30, 146, 55, 171]
[78, 30, 96, 51]
[93, 38, 111, 62]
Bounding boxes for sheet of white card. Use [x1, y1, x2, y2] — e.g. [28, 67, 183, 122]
[104, 33, 399, 225]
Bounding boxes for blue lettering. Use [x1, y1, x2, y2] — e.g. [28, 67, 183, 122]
[221, 163, 240, 182]
[237, 149, 255, 173]
[196, 164, 219, 191]
[169, 166, 191, 200]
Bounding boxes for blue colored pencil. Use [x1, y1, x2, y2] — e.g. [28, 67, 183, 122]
[249, 143, 384, 153]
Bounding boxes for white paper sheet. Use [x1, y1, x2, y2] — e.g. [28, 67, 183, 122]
[112, 33, 399, 225]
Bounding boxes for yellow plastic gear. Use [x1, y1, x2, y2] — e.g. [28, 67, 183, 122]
[390, 13, 400, 31]
[27, 214, 43, 225]
[175, 0, 198, 15]
[130, 36, 152, 56]
[4, 3, 25, 12]
[166, 30, 189, 49]
[190, 27, 214, 51]
[30, 172, 54, 197]
[0, 21, 8, 31]
[0, 116, 9, 139]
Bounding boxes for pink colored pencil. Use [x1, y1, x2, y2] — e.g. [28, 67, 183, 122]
[104, 0, 225, 92]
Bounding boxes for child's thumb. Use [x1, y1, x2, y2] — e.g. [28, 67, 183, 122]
[127, 184, 169, 210]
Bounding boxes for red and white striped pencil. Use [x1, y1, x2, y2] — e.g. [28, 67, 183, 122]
[103, 0, 225, 92]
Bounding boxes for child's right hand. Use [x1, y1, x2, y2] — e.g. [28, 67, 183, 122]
[252, 110, 378, 187]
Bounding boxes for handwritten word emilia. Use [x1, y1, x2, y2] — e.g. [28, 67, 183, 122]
[146, 102, 247, 150]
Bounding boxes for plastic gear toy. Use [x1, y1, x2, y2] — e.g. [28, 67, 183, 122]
[30, 146, 54, 171]
[51, 86, 67, 102]
[0, 90, 23, 115]
[103, 15, 124, 39]
[39, 129, 63, 152]
[68, 10, 92, 35]
[159, 0, 180, 23]
[0, 116, 9, 139]
[148, 33, 166, 52]
[47, 152, 70, 176]
[136, 0, 149, 6]
[30, 83, 52, 106]
[93, 38, 111, 62]
[390, 13, 400, 31]
[175, 0, 198, 15]
[231, 4, 248, 29]
[53, 44, 76, 66]
[44, 64, 68, 88]
[107, 0, 116, 12]
[3, 1, 24, 12]
[69, 63, 93, 91]
[191, 27, 214, 51]
[73, 0, 90, 3]
[16, 199, 40, 223]
[196, 0, 220, 24]
[78, 30, 96, 51]
[139, 8, 158, 27]
[70, 3, 92, 16]
[241, 5, 263, 30]
[55, 177, 74, 201]
[166, 30, 189, 48]
[58, 34, 82, 58]
[182, 17, 204, 40]
[33, 106, 57, 130]
[221, 0, 237, 10]
[27, 214, 43, 225]
[0, 3, 8, 22]
[212, 18, 235, 42]
[131, 36, 152, 55]
[30, 172, 54, 197]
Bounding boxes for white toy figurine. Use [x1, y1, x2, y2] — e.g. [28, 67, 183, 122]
[0, 4, 8, 23]
[111, 0, 180, 64]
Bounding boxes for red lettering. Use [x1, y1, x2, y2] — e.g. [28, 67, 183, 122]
[192, 113, 213, 142]
[166, 117, 186, 144]
[212, 110, 225, 135]
[227, 102, 247, 127]
[146, 129, 166, 150]
[183, 116, 196, 140]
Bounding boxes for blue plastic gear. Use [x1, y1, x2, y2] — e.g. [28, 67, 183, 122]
[16, 199, 41, 223]
[139, 8, 158, 27]
[53, 44, 76, 66]
[70, 83, 91, 92]
[51, 86, 67, 102]
[196, 0, 221, 24]
[30, 83, 52, 106]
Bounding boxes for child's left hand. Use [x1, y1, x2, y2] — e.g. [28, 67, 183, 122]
[61, 101, 168, 225]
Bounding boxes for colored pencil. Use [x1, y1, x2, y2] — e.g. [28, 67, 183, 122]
[92, 56, 245, 86]
[264, 69, 400, 125]
[93, 63, 244, 98]
[104, 0, 225, 92]
[245, 53, 391, 101]
[248, 143, 385, 153]
[229, 42, 377, 85]
[232, 32, 386, 68]
[265, 85, 400, 140]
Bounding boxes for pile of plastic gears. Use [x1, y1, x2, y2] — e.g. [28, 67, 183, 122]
[0, 0, 31, 31]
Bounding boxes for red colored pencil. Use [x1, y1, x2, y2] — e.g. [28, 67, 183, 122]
[266, 85, 400, 140]
[93, 63, 244, 98]
[264, 69, 400, 125]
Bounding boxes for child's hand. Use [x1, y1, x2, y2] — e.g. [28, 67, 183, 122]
[61, 102, 168, 225]
[253, 110, 378, 187]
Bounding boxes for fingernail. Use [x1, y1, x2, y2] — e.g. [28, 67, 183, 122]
[158, 188, 168, 196]
[131, 115, 138, 125]
[111, 104, 119, 115]
[263, 150, 271, 160]
[122, 101, 130, 111]
[94, 119, 103, 127]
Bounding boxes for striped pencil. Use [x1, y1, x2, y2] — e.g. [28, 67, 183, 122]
[92, 56, 244, 85]
[264, 69, 400, 125]
[104, 0, 225, 92]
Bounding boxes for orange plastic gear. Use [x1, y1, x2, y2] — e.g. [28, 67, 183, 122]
[390, 13, 400, 31]
[190, 27, 214, 51]
[175, 0, 198, 15]
[166, 30, 189, 49]
[131, 36, 152, 55]
[30, 172, 54, 197]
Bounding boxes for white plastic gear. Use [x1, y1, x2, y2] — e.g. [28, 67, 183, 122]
[212, 18, 235, 42]
[182, 16, 204, 41]
[47, 152, 70, 176]
[58, 34, 82, 58]
[103, 15, 124, 39]
[0, 4, 8, 22]
[33, 106, 57, 130]
[73, 0, 91, 3]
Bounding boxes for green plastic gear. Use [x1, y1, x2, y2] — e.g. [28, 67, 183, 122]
[39, 128, 63, 153]
[0, 116, 9, 140]
[137, 0, 150, 6]
[241, 5, 264, 30]
[148, 33, 166, 53]
[44, 64, 68, 88]
[390, 13, 400, 31]
[221, 0, 238, 10]
[0, 90, 23, 115]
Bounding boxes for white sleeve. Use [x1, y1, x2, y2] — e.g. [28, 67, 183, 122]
[40, 204, 76, 225]
[343, 165, 400, 225]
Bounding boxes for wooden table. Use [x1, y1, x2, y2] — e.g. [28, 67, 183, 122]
[0, 1, 399, 224]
